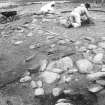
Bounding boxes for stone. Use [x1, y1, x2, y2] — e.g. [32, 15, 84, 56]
[57, 99, 67, 103]
[47, 57, 73, 71]
[101, 65, 105, 71]
[68, 68, 78, 74]
[20, 76, 31, 83]
[30, 80, 37, 89]
[29, 44, 36, 49]
[93, 53, 104, 64]
[48, 68, 64, 74]
[87, 72, 105, 81]
[96, 80, 105, 86]
[27, 32, 33, 37]
[41, 71, 60, 84]
[88, 44, 97, 50]
[88, 84, 103, 93]
[98, 42, 105, 49]
[63, 89, 73, 94]
[40, 59, 48, 71]
[34, 88, 44, 96]
[76, 59, 93, 73]
[37, 80, 43, 88]
[56, 102, 72, 105]
[52, 87, 62, 96]
[13, 40, 23, 45]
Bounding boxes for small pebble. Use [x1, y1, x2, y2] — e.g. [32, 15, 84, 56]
[52, 87, 62, 96]
[40, 59, 48, 72]
[13, 41, 23, 45]
[37, 80, 43, 88]
[30, 80, 37, 88]
[20, 76, 31, 83]
[34, 88, 44, 96]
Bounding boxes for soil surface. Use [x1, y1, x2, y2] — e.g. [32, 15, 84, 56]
[0, 2, 105, 105]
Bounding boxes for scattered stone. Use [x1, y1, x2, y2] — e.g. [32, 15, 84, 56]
[63, 89, 73, 94]
[87, 72, 105, 80]
[23, 71, 30, 76]
[68, 68, 78, 74]
[25, 54, 36, 62]
[88, 44, 97, 50]
[76, 59, 93, 73]
[34, 88, 44, 96]
[57, 99, 67, 103]
[93, 53, 104, 64]
[47, 57, 73, 71]
[29, 44, 36, 49]
[41, 71, 60, 84]
[88, 84, 103, 93]
[48, 68, 64, 74]
[20, 76, 31, 83]
[30, 80, 37, 89]
[27, 32, 33, 37]
[98, 42, 105, 49]
[56, 102, 72, 105]
[40, 59, 48, 72]
[101, 65, 105, 72]
[13, 41, 23, 45]
[96, 80, 105, 86]
[52, 87, 62, 96]
[37, 80, 43, 88]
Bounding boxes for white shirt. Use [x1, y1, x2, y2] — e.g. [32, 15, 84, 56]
[71, 4, 90, 18]
[40, 1, 55, 13]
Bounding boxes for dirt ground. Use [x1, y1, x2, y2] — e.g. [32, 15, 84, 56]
[0, 2, 105, 105]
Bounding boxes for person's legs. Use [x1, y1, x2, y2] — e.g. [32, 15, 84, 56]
[70, 13, 81, 28]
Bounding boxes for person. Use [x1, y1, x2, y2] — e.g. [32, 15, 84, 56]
[70, 3, 91, 28]
[39, 1, 56, 15]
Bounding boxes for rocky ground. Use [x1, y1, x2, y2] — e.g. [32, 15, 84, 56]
[0, 2, 105, 105]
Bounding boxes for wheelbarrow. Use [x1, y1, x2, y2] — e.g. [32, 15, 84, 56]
[0, 11, 19, 23]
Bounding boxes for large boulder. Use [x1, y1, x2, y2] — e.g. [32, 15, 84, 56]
[76, 59, 93, 73]
[40, 71, 60, 84]
[47, 57, 73, 71]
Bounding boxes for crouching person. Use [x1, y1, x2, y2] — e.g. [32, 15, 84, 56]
[70, 3, 92, 28]
[34, 1, 56, 15]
